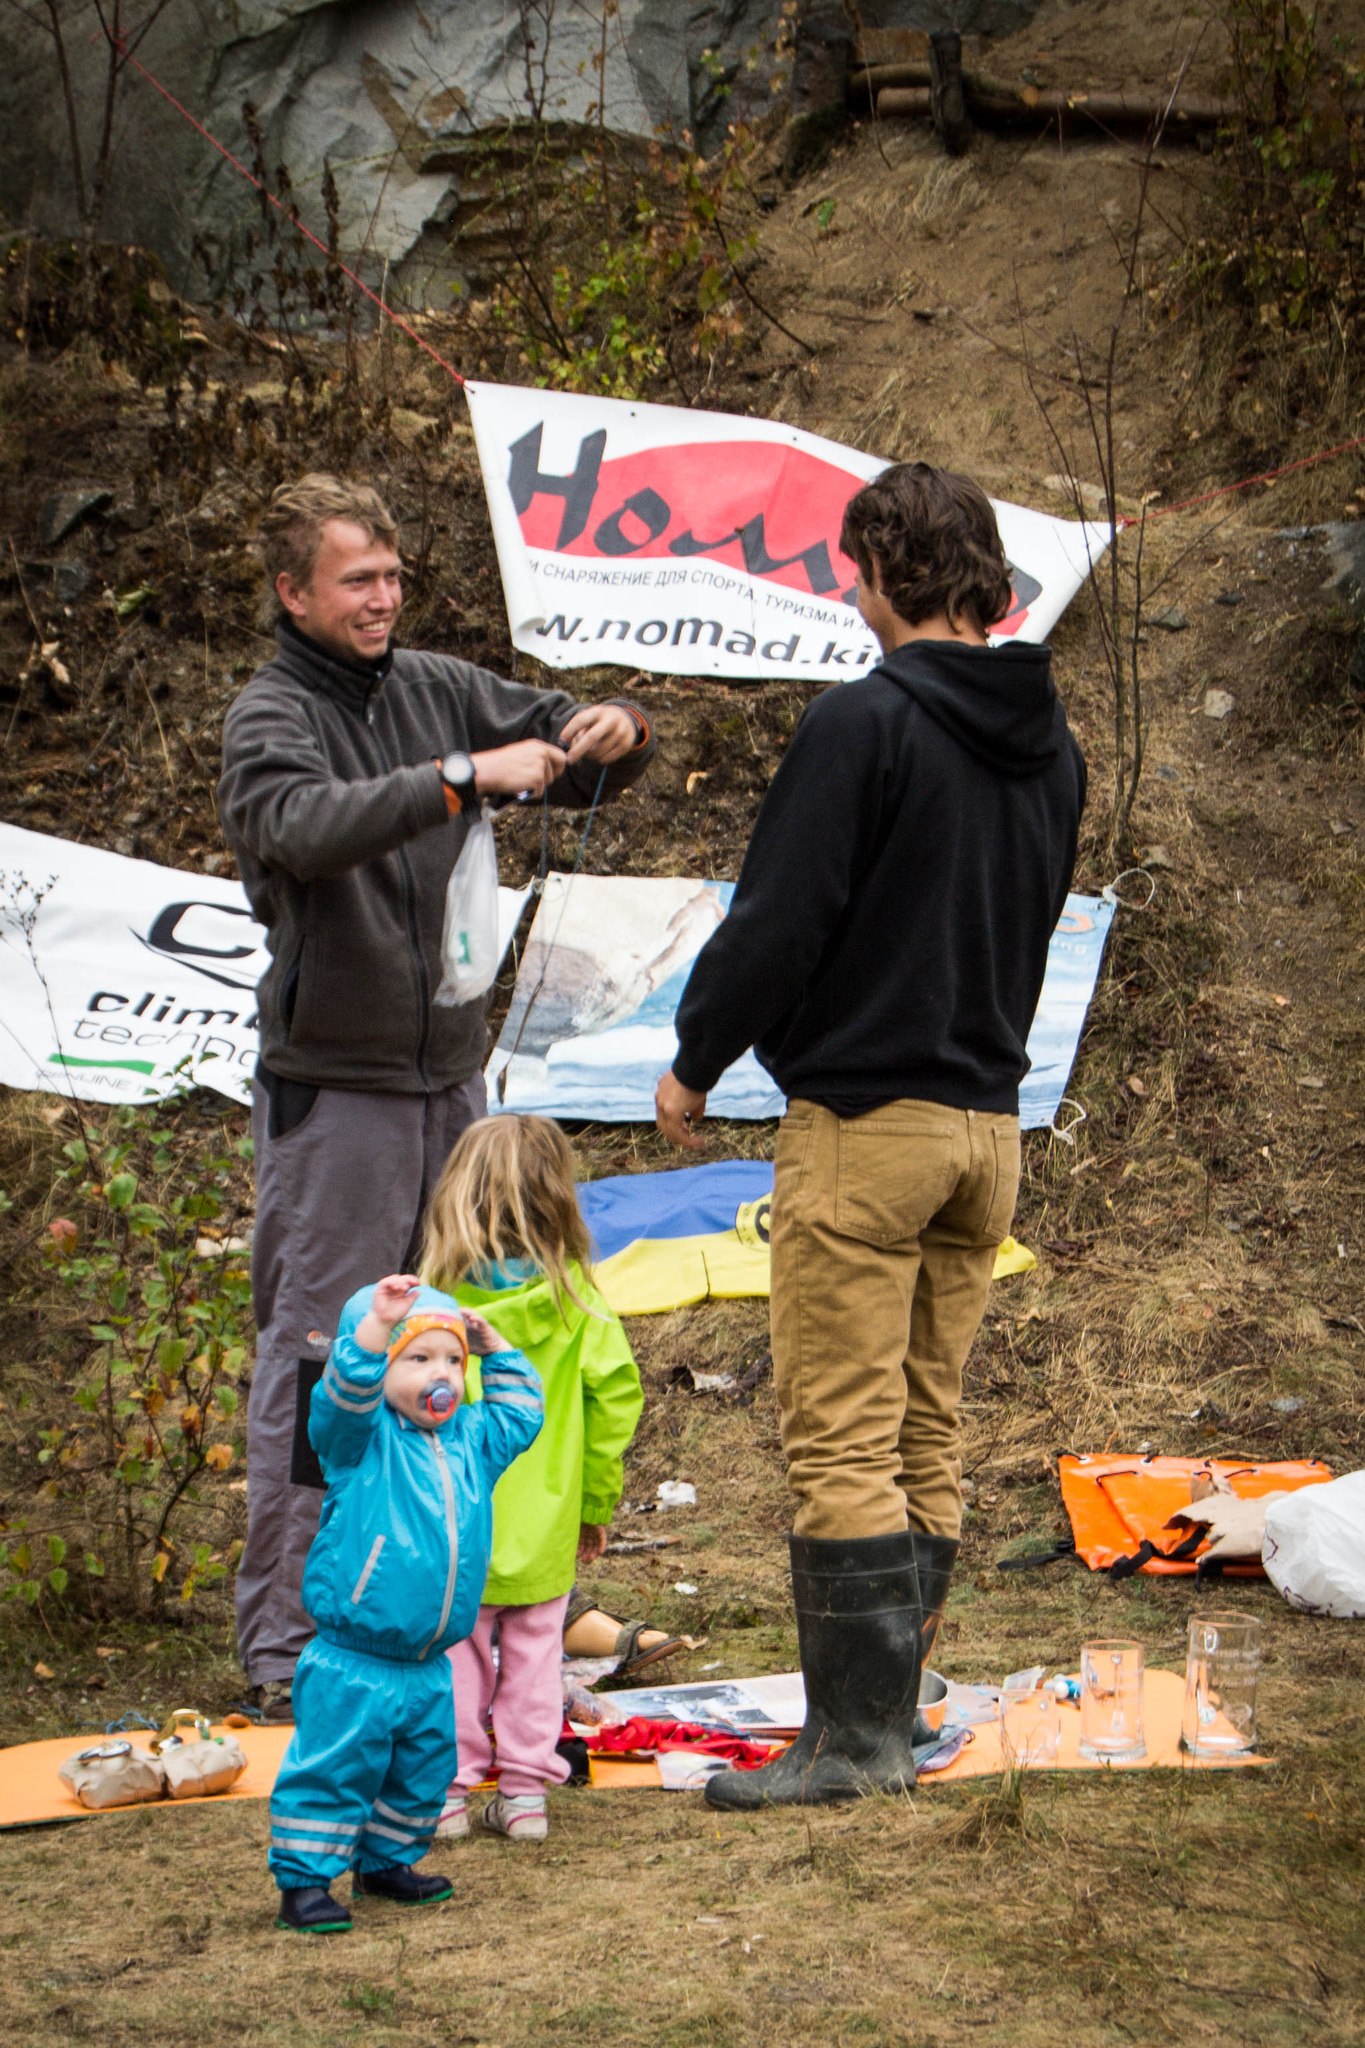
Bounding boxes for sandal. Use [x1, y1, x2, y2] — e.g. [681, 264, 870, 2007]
[562, 1605, 703, 1673]
[613, 1619, 693, 1680]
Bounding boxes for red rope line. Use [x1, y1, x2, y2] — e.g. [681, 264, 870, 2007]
[1116, 433, 1365, 528]
[116, 42, 466, 385]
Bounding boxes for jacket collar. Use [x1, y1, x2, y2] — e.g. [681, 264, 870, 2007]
[457, 1265, 590, 1347]
[274, 615, 394, 716]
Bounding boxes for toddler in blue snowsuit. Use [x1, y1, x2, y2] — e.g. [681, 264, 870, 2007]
[269, 1272, 543, 1933]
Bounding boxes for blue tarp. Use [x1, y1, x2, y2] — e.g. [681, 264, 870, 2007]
[577, 1159, 773, 1262]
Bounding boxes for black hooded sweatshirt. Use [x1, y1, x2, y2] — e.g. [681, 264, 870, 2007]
[672, 638, 1086, 1115]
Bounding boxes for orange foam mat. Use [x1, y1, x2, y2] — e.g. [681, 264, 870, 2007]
[926, 1668, 1268, 1783]
[0, 1671, 1264, 1828]
[0, 1724, 660, 1829]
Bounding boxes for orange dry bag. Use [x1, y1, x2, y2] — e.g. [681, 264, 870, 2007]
[1000, 1454, 1336, 1579]
[1055, 1453, 1334, 1578]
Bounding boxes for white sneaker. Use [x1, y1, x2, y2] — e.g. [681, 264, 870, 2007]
[434, 1795, 469, 1840]
[481, 1791, 548, 1842]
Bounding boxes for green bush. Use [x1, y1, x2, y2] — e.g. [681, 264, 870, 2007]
[1185, 2, 1365, 338]
[1, 1103, 253, 1616]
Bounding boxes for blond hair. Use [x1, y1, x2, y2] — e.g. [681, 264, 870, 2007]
[258, 472, 399, 593]
[420, 1115, 595, 1320]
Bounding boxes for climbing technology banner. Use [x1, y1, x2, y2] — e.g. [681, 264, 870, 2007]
[487, 875, 1114, 1127]
[464, 381, 1111, 682]
[0, 824, 529, 1107]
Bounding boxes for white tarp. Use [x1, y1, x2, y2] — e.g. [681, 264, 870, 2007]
[0, 824, 529, 1107]
[465, 381, 1111, 683]
[487, 873, 1114, 1129]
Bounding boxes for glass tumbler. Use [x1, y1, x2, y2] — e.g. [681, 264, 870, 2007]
[1181, 1612, 1263, 1758]
[1078, 1639, 1146, 1762]
[999, 1681, 1061, 1770]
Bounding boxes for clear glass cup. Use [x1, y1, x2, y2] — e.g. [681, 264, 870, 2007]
[1078, 1639, 1146, 1762]
[999, 1680, 1060, 1770]
[1181, 1612, 1263, 1758]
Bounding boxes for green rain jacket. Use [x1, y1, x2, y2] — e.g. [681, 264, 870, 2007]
[457, 1263, 644, 1606]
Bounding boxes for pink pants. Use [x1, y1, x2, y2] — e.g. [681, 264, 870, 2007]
[448, 1593, 572, 1797]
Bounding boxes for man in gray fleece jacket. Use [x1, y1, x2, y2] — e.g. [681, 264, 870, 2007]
[219, 473, 655, 1715]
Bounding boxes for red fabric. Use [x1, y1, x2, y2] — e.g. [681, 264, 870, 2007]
[585, 1716, 785, 1771]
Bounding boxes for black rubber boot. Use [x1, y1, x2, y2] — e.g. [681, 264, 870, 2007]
[704, 1530, 923, 1810]
[910, 1530, 960, 1744]
[352, 1864, 454, 1907]
[275, 1885, 352, 1934]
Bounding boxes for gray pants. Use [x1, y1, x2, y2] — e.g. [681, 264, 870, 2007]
[235, 1073, 487, 1685]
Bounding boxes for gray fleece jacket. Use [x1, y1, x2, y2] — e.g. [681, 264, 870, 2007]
[218, 623, 655, 1092]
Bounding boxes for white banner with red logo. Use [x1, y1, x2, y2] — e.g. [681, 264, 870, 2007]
[465, 382, 1110, 682]
[0, 825, 528, 1107]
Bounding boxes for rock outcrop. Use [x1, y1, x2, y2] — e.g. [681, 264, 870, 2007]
[0, 2, 1041, 302]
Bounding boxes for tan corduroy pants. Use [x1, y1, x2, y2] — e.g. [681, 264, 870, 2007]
[770, 1097, 1021, 1541]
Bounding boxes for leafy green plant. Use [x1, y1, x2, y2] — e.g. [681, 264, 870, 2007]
[1, 1104, 253, 1615]
[1181, 2, 1364, 338]
[444, 2, 803, 400]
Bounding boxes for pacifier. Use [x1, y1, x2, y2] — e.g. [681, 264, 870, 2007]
[421, 1382, 457, 1420]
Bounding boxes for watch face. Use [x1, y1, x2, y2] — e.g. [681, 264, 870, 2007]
[442, 751, 474, 788]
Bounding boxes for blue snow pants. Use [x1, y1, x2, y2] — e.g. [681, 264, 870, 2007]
[268, 1635, 456, 1890]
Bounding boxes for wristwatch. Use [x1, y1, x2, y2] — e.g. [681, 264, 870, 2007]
[439, 750, 478, 813]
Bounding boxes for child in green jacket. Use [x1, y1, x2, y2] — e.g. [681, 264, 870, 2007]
[420, 1114, 644, 1843]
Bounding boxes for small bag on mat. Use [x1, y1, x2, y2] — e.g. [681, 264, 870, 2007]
[158, 1733, 248, 1799]
[435, 806, 500, 1006]
[59, 1740, 165, 1810]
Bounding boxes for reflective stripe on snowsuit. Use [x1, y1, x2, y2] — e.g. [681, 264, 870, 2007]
[268, 1636, 455, 1888]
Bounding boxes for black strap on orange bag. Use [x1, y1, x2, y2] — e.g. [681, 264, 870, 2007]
[1054, 1453, 1334, 1578]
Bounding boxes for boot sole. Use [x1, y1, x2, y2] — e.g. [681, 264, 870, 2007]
[352, 1884, 454, 1907]
[705, 1766, 914, 1810]
[274, 1916, 352, 1934]
[705, 1780, 865, 1811]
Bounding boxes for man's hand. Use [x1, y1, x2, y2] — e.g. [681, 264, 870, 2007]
[656, 1068, 707, 1149]
[472, 738, 568, 799]
[559, 703, 640, 765]
[577, 1522, 609, 1565]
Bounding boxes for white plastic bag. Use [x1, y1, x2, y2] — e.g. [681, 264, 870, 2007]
[1263, 1472, 1365, 1618]
[435, 806, 500, 1006]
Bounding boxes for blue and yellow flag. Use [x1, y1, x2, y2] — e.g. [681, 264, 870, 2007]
[576, 1161, 1034, 1317]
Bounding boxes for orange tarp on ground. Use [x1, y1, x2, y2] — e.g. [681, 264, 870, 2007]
[0, 1671, 1264, 1829]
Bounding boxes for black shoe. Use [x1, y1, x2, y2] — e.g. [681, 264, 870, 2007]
[909, 1530, 959, 1744]
[275, 1885, 352, 1934]
[705, 1530, 924, 1811]
[352, 1864, 453, 1906]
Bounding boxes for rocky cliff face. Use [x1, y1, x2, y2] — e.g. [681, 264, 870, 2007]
[0, 1, 1040, 302]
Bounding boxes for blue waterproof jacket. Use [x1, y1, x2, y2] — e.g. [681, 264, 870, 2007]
[301, 1284, 543, 1662]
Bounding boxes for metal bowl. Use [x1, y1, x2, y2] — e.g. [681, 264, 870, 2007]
[917, 1667, 949, 1736]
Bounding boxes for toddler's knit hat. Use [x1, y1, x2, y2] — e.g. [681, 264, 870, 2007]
[387, 1306, 468, 1369]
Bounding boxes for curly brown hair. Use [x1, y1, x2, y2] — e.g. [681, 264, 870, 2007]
[840, 463, 1012, 635]
[258, 473, 399, 594]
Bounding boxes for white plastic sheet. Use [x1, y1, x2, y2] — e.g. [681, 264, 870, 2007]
[1264, 1472, 1365, 1618]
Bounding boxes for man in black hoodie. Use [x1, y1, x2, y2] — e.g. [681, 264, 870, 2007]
[655, 463, 1085, 1807]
